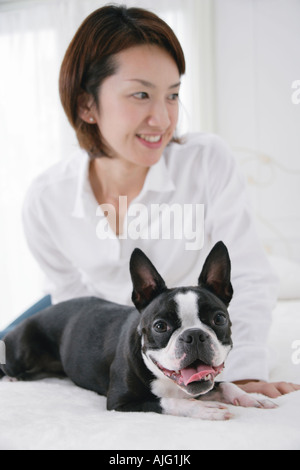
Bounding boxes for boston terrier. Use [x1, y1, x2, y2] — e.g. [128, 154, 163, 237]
[0, 242, 275, 420]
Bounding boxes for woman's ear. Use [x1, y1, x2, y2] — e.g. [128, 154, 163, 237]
[77, 92, 96, 123]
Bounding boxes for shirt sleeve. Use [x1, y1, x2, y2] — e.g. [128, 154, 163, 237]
[204, 135, 279, 382]
[22, 184, 93, 304]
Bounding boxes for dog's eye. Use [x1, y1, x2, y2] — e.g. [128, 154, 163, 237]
[214, 313, 227, 326]
[153, 321, 169, 333]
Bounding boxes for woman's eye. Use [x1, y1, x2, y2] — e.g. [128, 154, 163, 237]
[133, 92, 149, 100]
[168, 93, 179, 101]
[153, 321, 169, 333]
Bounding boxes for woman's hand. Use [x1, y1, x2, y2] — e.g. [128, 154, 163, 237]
[233, 380, 300, 398]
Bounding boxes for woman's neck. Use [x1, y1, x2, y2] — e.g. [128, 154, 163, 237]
[89, 157, 149, 235]
[89, 157, 149, 203]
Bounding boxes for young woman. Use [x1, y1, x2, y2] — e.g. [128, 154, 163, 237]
[2, 5, 299, 398]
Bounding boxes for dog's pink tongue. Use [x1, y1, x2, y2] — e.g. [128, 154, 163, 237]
[181, 363, 215, 386]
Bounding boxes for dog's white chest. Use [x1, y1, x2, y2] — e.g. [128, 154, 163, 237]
[151, 377, 189, 399]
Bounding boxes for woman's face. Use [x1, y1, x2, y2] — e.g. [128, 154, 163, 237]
[92, 45, 181, 167]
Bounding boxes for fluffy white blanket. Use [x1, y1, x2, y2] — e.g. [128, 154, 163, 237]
[1, 300, 300, 450]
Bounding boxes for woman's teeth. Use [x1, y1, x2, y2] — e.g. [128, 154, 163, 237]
[138, 134, 162, 143]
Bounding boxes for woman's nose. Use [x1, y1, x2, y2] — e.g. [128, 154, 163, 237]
[147, 101, 171, 129]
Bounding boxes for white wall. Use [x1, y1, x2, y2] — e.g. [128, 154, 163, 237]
[214, 0, 300, 261]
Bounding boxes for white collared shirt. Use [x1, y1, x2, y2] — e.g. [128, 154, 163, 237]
[22, 133, 278, 382]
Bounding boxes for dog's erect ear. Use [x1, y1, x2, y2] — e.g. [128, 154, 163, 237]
[198, 242, 233, 306]
[130, 249, 167, 312]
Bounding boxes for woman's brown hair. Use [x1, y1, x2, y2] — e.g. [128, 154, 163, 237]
[59, 4, 186, 157]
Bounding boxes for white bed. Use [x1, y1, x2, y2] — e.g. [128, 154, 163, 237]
[0, 296, 300, 451]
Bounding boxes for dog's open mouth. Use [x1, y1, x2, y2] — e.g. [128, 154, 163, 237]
[152, 359, 224, 386]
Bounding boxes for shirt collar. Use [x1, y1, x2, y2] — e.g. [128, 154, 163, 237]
[71, 152, 176, 219]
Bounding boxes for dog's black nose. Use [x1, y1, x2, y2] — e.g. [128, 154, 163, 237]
[180, 329, 209, 345]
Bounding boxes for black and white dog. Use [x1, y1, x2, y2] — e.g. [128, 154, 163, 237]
[0, 242, 275, 420]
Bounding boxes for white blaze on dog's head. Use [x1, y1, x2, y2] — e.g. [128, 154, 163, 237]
[175, 291, 202, 329]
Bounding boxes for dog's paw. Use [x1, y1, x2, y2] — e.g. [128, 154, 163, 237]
[232, 394, 277, 409]
[1, 376, 18, 382]
[161, 397, 234, 421]
[193, 400, 234, 421]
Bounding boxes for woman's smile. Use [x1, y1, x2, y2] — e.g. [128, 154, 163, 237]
[136, 133, 163, 148]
